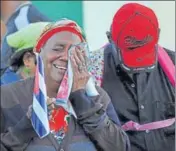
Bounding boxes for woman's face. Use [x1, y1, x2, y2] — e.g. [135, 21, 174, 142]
[23, 51, 36, 76]
[40, 31, 82, 85]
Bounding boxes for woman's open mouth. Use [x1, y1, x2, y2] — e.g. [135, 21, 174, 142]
[53, 64, 67, 70]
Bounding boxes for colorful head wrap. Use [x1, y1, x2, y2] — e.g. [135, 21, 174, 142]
[34, 19, 85, 53]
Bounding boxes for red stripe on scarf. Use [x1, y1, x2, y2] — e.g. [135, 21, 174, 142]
[34, 65, 39, 94]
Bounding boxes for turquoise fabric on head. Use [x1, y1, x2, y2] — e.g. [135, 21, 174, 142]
[7, 22, 50, 52]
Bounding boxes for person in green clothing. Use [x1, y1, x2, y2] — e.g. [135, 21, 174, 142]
[1, 22, 49, 85]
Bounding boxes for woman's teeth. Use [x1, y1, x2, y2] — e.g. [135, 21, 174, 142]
[54, 64, 67, 70]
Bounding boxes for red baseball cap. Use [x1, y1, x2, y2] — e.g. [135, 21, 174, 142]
[111, 3, 159, 72]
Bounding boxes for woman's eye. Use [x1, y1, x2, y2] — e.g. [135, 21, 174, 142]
[52, 45, 65, 51]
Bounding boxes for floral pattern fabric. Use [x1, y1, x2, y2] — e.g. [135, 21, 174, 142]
[89, 47, 105, 87]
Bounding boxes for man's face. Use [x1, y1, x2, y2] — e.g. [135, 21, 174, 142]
[40, 31, 82, 85]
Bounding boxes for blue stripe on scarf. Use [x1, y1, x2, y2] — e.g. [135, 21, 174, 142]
[38, 55, 44, 74]
[31, 109, 48, 137]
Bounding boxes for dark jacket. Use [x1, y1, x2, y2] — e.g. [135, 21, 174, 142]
[0, 77, 129, 151]
[1, 2, 50, 75]
[91, 44, 175, 151]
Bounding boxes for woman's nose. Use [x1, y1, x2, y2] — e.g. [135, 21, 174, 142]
[59, 50, 68, 61]
[61, 44, 71, 61]
[62, 52, 68, 61]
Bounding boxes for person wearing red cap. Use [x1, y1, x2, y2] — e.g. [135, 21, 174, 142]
[90, 3, 175, 151]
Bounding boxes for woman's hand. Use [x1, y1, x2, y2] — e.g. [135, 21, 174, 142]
[27, 98, 56, 119]
[71, 46, 90, 92]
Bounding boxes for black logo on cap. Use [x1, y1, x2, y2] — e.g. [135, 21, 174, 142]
[125, 35, 153, 50]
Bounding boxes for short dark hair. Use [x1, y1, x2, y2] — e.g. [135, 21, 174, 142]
[9, 48, 35, 71]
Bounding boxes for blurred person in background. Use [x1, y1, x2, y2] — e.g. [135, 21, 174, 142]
[0, 19, 129, 151]
[1, 22, 49, 85]
[90, 3, 175, 151]
[1, 20, 6, 46]
[0, 0, 51, 76]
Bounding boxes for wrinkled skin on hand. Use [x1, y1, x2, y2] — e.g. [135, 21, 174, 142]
[70, 46, 90, 92]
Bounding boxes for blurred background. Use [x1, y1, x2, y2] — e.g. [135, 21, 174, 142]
[32, 1, 175, 51]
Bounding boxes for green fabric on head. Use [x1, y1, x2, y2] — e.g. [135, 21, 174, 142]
[7, 22, 50, 52]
